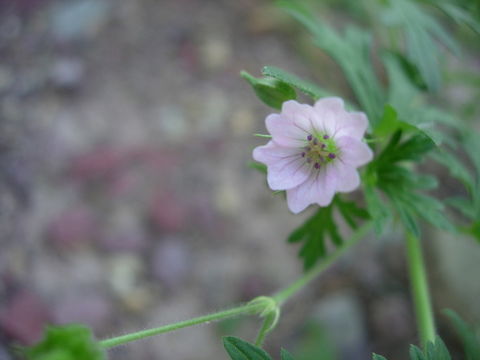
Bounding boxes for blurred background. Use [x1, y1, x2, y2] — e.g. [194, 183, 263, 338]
[0, 0, 479, 359]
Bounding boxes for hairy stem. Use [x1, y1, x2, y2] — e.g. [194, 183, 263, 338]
[100, 222, 372, 349]
[100, 302, 264, 348]
[405, 231, 436, 347]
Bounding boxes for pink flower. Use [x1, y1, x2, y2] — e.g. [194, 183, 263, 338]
[253, 98, 373, 214]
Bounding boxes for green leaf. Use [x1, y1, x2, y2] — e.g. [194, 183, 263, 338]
[436, 3, 480, 35]
[335, 197, 370, 229]
[280, 349, 295, 360]
[381, 0, 461, 91]
[443, 309, 480, 360]
[381, 54, 447, 146]
[425, 337, 451, 360]
[430, 149, 475, 192]
[288, 196, 369, 269]
[22, 324, 105, 360]
[365, 184, 390, 236]
[375, 104, 418, 139]
[446, 196, 476, 219]
[248, 161, 267, 174]
[410, 344, 427, 360]
[371, 127, 455, 236]
[469, 222, 480, 243]
[262, 66, 331, 100]
[277, 0, 384, 123]
[241, 70, 297, 109]
[223, 337, 272, 360]
[374, 337, 455, 360]
[288, 205, 331, 269]
[393, 196, 421, 237]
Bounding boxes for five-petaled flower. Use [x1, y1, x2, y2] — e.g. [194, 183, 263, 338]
[253, 98, 373, 214]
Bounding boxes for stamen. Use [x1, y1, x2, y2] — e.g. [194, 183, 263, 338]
[307, 134, 313, 141]
[328, 153, 336, 159]
[301, 152, 306, 157]
[321, 143, 326, 149]
[314, 162, 320, 169]
[323, 134, 330, 139]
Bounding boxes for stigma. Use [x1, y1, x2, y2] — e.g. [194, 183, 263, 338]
[302, 133, 338, 170]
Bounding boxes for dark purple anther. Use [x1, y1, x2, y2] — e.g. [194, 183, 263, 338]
[307, 134, 313, 141]
[321, 143, 326, 149]
[314, 162, 320, 169]
[323, 134, 330, 139]
[328, 153, 336, 159]
[301, 152, 306, 157]
[313, 138, 318, 145]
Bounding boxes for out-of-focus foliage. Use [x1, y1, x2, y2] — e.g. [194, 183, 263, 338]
[245, 0, 480, 267]
[224, 311, 480, 360]
[21, 324, 105, 360]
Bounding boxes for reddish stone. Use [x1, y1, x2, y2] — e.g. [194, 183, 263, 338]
[0, 290, 51, 345]
[48, 206, 96, 249]
[70, 147, 127, 182]
[150, 193, 187, 232]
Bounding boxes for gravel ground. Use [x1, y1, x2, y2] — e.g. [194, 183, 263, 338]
[0, 1, 479, 360]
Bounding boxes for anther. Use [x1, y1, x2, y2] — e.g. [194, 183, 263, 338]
[314, 162, 320, 169]
[301, 152, 306, 157]
[321, 143, 326, 149]
[328, 153, 336, 159]
[307, 134, 313, 141]
[323, 134, 330, 139]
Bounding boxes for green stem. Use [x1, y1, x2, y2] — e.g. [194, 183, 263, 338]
[405, 231, 436, 347]
[273, 222, 372, 305]
[100, 302, 264, 348]
[100, 222, 372, 349]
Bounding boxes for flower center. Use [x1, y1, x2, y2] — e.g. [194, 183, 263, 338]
[301, 133, 338, 170]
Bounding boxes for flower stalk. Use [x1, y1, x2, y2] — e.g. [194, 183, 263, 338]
[405, 231, 436, 347]
[100, 222, 372, 349]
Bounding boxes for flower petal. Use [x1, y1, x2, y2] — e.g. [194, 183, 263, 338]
[337, 136, 373, 167]
[286, 169, 336, 213]
[265, 114, 307, 147]
[314, 97, 345, 113]
[253, 141, 311, 190]
[334, 112, 369, 140]
[281, 100, 312, 117]
[331, 161, 361, 192]
[313, 98, 368, 139]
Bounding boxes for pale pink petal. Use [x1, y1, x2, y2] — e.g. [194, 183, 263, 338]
[265, 114, 308, 147]
[313, 98, 368, 139]
[253, 141, 311, 190]
[312, 97, 345, 134]
[286, 170, 336, 213]
[314, 97, 345, 113]
[255, 98, 373, 213]
[334, 112, 369, 140]
[337, 136, 373, 166]
[331, 161, 361, 192]
[282, 100, 312, 117]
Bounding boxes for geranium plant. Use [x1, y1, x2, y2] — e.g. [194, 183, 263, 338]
[19, 0, 480, 359]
